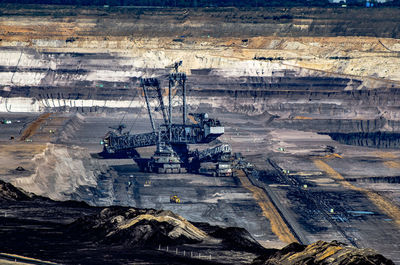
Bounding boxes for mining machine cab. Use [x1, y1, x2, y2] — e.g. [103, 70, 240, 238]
[149, 144, 186, 174]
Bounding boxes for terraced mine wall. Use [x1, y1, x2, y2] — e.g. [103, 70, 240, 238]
[1, 5, 400, 38]
[1, 4, 400, 150]
[1, 50, 400, 147]
[324, 132, 400, 148]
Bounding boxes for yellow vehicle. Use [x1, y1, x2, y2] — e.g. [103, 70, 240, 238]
[170, 195, 181, 203]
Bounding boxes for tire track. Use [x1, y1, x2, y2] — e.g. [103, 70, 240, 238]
[236, 169, 298, 244]
[313, 159, 400, 228]
[19, 113, 52, 141]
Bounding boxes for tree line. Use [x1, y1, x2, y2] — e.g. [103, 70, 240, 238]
[0, 0, 398, 7]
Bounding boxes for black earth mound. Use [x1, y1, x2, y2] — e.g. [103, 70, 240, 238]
[68, 206, 207, 247]
[252, 240, 395, 265]
[0, 179, 32, 201]
[0, 181, 395, 265]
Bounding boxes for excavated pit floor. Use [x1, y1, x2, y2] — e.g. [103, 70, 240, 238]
[1, 111, 400, 262]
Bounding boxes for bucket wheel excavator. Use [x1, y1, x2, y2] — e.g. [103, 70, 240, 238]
[101, 63, 232, 174]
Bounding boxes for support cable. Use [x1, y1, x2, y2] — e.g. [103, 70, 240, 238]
[117, 81, 138, 126]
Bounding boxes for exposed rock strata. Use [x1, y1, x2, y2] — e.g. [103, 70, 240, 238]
[1, 6, 400, 149]
[252, 240, 395, 265]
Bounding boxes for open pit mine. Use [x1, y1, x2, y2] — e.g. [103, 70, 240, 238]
[0, 3, 400, 265]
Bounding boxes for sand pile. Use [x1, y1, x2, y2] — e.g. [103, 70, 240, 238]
[12, 143, 100, 201]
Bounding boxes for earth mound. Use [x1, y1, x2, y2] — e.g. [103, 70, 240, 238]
[68, 206, 208, 247]
[0, 179, 33, 201]
[210, 226, 265, 253]
[252, 240, 394, 265]
[0, 181, 395, 264]
[194, 222, 267, 253]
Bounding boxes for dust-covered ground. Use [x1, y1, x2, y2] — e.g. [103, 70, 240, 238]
[0, 4, 400, 264]
[1, 110, 400, 262]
